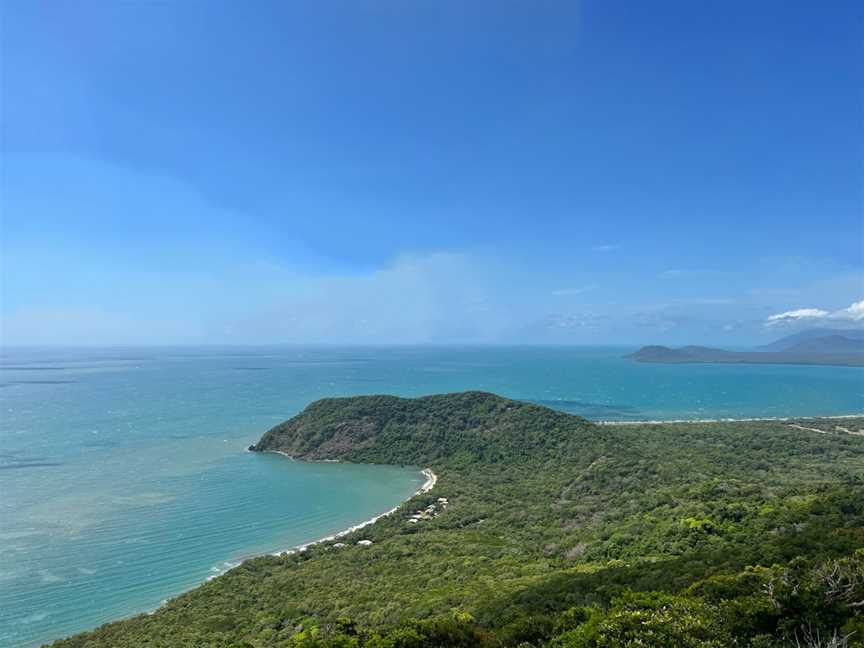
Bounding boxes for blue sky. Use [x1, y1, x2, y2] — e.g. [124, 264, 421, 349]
[1, 0, 862, 345]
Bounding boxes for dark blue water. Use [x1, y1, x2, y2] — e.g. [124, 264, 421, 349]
[1, 346, 862, 646]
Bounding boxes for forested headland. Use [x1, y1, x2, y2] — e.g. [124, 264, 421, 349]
[53, 392, 864, 647]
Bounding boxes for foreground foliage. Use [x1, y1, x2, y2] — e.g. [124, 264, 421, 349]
[53, 393, 864, 647]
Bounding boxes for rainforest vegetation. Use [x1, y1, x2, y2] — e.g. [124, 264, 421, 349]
[53, 392, 864, 647]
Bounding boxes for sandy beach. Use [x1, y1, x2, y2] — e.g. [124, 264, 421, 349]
[268, 466, 437, 557]
[147, 462, 440, 621]
[198, 464, 438, 587]
[597, 413, 864, 426]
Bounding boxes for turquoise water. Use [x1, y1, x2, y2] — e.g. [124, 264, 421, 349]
[1, 346, 862, 646]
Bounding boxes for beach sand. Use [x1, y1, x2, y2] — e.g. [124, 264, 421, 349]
[268, 467, 437, 556]
[199, 463, 437, 586]
[597, 413, 863, 426]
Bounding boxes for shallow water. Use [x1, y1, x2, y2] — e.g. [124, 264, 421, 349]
[1, 346, 862, 646]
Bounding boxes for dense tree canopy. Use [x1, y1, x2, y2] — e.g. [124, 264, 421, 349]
[53, 393, 864, 647]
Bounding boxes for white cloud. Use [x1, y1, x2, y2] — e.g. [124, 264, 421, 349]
[831, 299, 864, 321]
[765, 299, 864, 327]
[217, 252, 516, 344]
[766, 308, 830, 325]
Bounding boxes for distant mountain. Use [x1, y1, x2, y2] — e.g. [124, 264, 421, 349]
[784, 334, 864, 354]
[758, 328, 864, 352]
[628, 328, 864, 366]
[627, 344, 864, 367]
[627, 345, 727, 362]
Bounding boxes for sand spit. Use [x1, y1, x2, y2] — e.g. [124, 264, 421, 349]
[597, 414, 864, 426]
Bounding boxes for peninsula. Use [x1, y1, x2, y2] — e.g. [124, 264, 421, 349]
[53, 392, 864, 647]
[628, 328, 864, 366]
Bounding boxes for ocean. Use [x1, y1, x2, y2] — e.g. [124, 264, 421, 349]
[1, 345, 862, 647]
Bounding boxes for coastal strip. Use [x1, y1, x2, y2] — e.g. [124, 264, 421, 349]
[269, 467, 437, 557]
[597, 413, 864, 426]
[260, 449, 295, 460]
[202, 465, 437, 584]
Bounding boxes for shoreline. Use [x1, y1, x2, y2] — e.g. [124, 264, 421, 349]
[597, 413, 864, 426]
[201, 461, 437, 584]
[144, 461, 436, 620]
[266, 466, 437, 557]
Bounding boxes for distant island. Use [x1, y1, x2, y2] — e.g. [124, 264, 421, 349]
[53, 392, 864, 648]
[628, 328, 864, 366]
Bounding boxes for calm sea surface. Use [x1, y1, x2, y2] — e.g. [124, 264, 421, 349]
[1, 346, 863, 646]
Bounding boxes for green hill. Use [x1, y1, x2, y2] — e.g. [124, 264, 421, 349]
[52, 392, 864, 648]
[252, 391, 599, 465]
